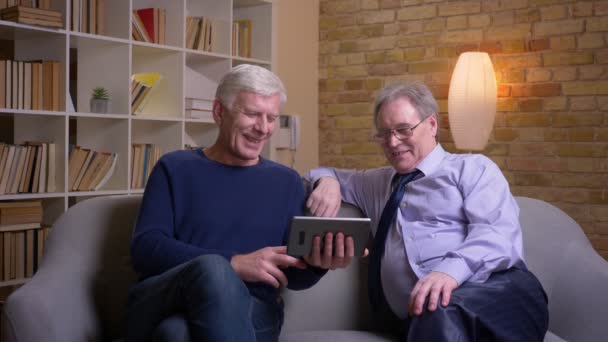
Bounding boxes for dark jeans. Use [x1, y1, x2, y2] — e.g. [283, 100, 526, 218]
[374, 266, 549, 342]
[125, 254, 284, 342]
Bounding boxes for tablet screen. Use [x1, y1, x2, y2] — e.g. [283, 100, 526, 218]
[286, 216, 371, 257]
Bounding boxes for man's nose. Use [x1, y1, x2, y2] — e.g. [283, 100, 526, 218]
[386, 131, 401, 147]
[255, 116, 270, 134]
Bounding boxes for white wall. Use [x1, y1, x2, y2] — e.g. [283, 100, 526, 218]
[273, 0, 319, 174]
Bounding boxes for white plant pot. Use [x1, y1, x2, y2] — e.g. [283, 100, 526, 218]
[90, 98, 110, 113]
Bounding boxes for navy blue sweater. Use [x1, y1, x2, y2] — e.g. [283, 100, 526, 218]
[131, 149, 324, 297]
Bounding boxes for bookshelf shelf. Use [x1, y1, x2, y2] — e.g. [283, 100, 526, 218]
[0, 0, 278, 287]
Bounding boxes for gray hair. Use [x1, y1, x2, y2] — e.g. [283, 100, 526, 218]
[215, 64, 287, 110]
[374, 82, 440, 140]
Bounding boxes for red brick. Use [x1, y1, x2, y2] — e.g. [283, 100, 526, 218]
[528, 38, 550, 52]
[511, 83, 561, 97]
[519, 99, 543, 112]
[479, 42, 502, 54]
[456, 44, 478, 54]
[497, 85, 511, 97]
[337, 91, 374, 103]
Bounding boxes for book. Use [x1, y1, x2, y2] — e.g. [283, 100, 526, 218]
[46, 142, 56, 192]
[0, 205, 42, 216]
[31, 143, 42, 192]
[6, 145, 23, 194]
[0, 145, 15, 194]
[0, 6, 62, 18]
[3, 232, 11, 280]
[130, 72, 162, 115]
[4, 60, 10, 109]
[77, 151, 106, 191]
[0, 60, 5, 108]
[23, 61, 31, 110]
[93, 153, 116, 190]
[88, 152, 112, 190]
[51, 61, 59, 111]
[37, 141, 47, 193]
[185, 109, 213, 120]
[2, 15, 63, 28]
[0, 213, 42, 225]
[185, 97, 214, 111]
[0, 223, 41, 232]
[15, 230, 24, 278]
[17, 144, 31, 193]
[72, 149, 95, 191]
[0, 200, 42, 209]
[68, 146, 87, 189]
[136, 8, 155, 43]
[25, 229, 34, 277]
[131, 11, 151, 43]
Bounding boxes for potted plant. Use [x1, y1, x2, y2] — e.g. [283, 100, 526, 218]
[90, 86, 110, 113]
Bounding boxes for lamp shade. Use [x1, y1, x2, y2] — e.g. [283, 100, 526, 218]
[448, 52, 497, 151]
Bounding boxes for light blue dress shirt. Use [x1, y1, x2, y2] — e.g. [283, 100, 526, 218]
[307, 144, 524, 318]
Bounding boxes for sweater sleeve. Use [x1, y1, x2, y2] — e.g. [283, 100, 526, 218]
[130, 160, 234, 278]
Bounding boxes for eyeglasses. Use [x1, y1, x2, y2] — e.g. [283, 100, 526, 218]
[372, 118, 427, 143]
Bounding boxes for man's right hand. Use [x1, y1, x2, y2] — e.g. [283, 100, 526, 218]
[306, 176, 341, 217]
[231, 246, 307, 288]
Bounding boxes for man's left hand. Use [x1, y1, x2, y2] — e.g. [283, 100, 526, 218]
[303, 232, 367, 270]
[408, 271, 458, 316]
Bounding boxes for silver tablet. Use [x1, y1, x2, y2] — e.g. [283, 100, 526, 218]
[286, 216, 371, 257]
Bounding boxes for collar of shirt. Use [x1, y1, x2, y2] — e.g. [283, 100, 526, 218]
[415, 143, 446, 178]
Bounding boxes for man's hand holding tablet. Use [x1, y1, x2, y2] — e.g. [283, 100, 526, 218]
[287, 216, 371, 270]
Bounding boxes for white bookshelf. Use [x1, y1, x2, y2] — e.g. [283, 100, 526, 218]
[0, 0, 276, 287]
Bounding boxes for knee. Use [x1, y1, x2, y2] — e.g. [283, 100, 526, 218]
[181, 254, 246, 299]
[152, 314, 189, 342]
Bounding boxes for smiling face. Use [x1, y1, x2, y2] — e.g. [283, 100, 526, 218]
[211, 91, 280, 166]
[376, 97, 438, 173]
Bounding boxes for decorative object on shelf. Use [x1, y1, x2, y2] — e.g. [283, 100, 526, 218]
[448, 51, 497, 151]
[90, 86, 110, 113]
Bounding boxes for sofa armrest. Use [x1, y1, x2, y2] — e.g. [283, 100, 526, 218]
[547, 239, 608, 342]
[2, 268, 101, 342]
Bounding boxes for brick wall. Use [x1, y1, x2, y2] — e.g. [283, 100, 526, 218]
[318, 0, 608, 260]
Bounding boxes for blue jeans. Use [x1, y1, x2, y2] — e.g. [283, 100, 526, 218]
[125, 254, 284, 342]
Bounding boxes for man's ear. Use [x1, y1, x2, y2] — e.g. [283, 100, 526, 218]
[428, 113, 438, 137]
[212, 99, 224, 125]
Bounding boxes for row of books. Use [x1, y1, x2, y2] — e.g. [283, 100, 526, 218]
[0, 224, 50, 281]
[0, 142, 56, 195]
[186, 16, 214, 52]
[0, 0, 51, 10]
[232, 19, 252, 58]
[68, 145, 117, 192]
[131, 143, 161, 189]
[130, 72, 161, 115]
[185, 97, 213, 120]
[71, 0, 104, 34]
[0, 200, 47, 282]
[0, 59, 61, 111]
[0, 200, 41, 225]
[132, 7, 165, 44]
[0, 5, 62, 28]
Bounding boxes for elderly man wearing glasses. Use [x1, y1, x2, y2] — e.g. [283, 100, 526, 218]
[306, 81, 549, 341]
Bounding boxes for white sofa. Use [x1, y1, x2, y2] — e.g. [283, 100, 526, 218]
[2, 195, 608, 342]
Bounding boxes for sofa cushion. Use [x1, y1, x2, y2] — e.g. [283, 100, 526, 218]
[280, 330, 397, 342]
